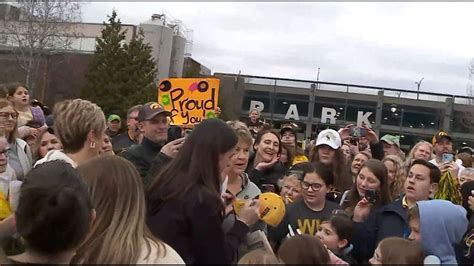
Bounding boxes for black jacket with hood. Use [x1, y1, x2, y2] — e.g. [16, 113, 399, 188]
[351, 197, 408, 263]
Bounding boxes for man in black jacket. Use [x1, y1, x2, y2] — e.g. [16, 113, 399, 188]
[112, 105, 142, 155]
[351, 159, 441, 262]
[124, 102, 184, 187]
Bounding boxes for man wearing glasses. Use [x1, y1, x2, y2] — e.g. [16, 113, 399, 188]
[112, 105, 142, 154]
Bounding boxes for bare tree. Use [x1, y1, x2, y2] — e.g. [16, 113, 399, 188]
[468, 58, 474, 104]
[461, 59, 474, 132]
[1, 1, 82, 95]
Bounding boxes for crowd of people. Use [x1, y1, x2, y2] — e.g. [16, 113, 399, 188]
[0, 82, 472, 264]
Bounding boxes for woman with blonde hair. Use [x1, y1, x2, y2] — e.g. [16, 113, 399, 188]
[382, 155, 407, 200]
[406, 141, 433, 164]
[73, 155, 184, 264]
[35, 99, 106, 167]
[224, 121, 261, 200]
[0, 99, 32, 180]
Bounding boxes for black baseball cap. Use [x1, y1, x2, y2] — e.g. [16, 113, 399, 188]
[432, 131, 453, 145]
[280, 123, 297, 135]
[138, 102, 171, 122]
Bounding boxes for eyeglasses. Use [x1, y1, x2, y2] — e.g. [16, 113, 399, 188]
[0, 148, 10, 156]
[0, 112, 18, 120]
[301, 181, 324, 191]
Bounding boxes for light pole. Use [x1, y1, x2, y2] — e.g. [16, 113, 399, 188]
[316, 67, 321, 90]
[416, 77, 424, 100]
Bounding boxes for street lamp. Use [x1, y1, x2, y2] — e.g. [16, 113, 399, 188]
[416, 77, 424, 100]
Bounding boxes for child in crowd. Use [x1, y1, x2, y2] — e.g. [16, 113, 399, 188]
[369, 237, 424, 264]
[277, 234, 348, 264]
[269, 162, 341, 247]
[408, 200, 469, 264]
[3, 161, 93, 264]
[277, 235, 330, 264]
[279, 169, 303, 204]
[6, 83, 46, 140]
[316, 213, 355, 264]
[33, 127, 62, 161]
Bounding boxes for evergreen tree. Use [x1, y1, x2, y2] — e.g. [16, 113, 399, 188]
[122, 28, 157, 106]
[82, 10, 157, 116]
[82, 10, 127, 116]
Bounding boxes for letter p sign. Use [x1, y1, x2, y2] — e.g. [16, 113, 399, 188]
[250, 100, 264, 113]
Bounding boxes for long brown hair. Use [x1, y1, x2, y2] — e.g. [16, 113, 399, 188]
[344, 159, 392, 213]
[281, 143, 294, 169]
[378, 237, 424, 264]
[310, 146, 351, 192]
[254, 128, 282, 156]
[73, 155, 164, 264]
[147, 119, 238, 217]
[278, 235, 329, 264]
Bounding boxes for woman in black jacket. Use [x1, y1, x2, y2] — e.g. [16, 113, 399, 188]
[146, 119, 260, 265]
[246, 128, 285, 193]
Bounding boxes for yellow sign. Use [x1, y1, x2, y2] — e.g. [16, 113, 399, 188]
[158, 78, 220, 125]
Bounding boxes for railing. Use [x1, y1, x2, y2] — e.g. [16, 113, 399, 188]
[218, 72, 473, 104]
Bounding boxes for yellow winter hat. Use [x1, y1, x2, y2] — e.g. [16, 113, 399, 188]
[258, 192, 286, 227]
[233, 193, 286, 227]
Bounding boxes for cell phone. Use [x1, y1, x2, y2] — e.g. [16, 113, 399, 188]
[350, 126, 366, 138]
[442, 153, 454, 163]
[167, 126, 183, 142]
[348, 138, 358, 146]
[365, 189, 378, 204]
[261, 184, 275, 193]
[184, 129, 193, 138]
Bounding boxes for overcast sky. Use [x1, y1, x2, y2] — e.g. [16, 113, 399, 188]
[82, 2, 474, 97]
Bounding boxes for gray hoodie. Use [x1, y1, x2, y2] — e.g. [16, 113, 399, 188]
[418, 200, 468, 264]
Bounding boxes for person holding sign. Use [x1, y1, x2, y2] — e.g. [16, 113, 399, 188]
[124, 102, 185, 188]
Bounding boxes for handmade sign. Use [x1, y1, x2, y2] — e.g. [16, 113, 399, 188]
[158, 78, 220, 125]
